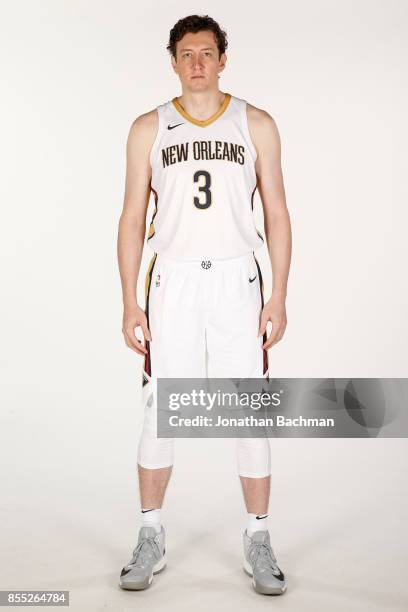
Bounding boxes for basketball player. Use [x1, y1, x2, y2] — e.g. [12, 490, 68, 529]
[117, 15, 291, 595]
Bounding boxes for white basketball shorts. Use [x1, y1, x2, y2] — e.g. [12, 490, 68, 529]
[137, 251, 271, 477]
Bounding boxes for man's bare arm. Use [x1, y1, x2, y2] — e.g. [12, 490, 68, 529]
[247, 105, 292, 348]
[117, 110, 158, 355]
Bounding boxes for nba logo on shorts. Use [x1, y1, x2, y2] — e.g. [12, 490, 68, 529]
[156, 273, 161, 287]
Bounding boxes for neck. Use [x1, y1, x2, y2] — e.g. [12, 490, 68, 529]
[176, 89, 226, 121]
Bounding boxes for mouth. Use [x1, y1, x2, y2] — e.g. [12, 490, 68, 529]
[191, 75, 204, 79]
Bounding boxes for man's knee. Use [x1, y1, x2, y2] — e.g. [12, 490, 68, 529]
[137, 432, 175, 469]
[236, 437, 271, 478]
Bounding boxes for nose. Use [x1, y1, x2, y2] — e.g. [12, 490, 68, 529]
[192, 55, 204, 70]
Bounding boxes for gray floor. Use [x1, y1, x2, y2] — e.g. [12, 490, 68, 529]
[2, 430, 407, 612]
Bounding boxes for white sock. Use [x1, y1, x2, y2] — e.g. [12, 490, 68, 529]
[141, 508, 162, 534]
[247, 512, 268, 536]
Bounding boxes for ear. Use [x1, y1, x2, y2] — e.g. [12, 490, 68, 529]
[218, 52, 227, 73]
[171, 55, 178, 73]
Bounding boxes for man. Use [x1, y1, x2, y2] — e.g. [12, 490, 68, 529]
[117, 14, 291, 595]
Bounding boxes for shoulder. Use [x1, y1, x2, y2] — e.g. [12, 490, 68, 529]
[245, 102, 281, 153]
[247, 102, 281, 157]
[127, 108, 159, 150]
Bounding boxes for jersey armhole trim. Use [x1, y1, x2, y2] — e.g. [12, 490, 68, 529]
[148, 106, 162, 169]
[241, 100, 258, 163]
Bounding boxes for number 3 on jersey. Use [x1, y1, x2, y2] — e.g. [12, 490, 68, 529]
[193, 170, 212, 209]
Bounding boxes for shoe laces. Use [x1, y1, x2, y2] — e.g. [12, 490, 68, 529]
[248, 541, 280, 575]
[129, 536, 161, 569]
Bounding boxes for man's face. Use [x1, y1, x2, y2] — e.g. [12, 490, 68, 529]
[171, 30, 226, 90]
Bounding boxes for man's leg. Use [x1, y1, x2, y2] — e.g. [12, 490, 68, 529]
[137, 253, 207, 509]
[136, 391, 175, 512]
[240, 475, 270, 514]
[137, 464, 172, 534]
[136, 252, 176, 529]
[138, 465, 173, 508]
[205, 254, 271, 508]
[205, 253, 286, 595]
[236, 438, 271, 527]
[119, 253, 207, 590]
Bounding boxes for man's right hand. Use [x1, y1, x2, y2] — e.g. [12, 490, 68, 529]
[122, 303, 152, 355]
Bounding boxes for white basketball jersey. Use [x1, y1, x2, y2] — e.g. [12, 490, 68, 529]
[147, 93, 264, 261]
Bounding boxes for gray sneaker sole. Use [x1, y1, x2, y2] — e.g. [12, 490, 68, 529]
[119, 555, 166, 590]
[243, 559, 287, 595]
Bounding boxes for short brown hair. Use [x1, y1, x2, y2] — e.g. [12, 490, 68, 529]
[167, 15, 228, 59]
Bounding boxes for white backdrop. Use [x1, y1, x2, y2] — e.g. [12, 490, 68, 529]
[1, 2, 407, 610]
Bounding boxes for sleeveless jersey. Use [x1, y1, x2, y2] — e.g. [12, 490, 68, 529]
[147, 93, 264, 261]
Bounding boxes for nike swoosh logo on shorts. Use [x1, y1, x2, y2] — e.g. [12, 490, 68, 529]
[141, 509, 155, 513]
[256, 514, 268, 520]
[167, 123, 184, 130]
[249, 276, 257, 283]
